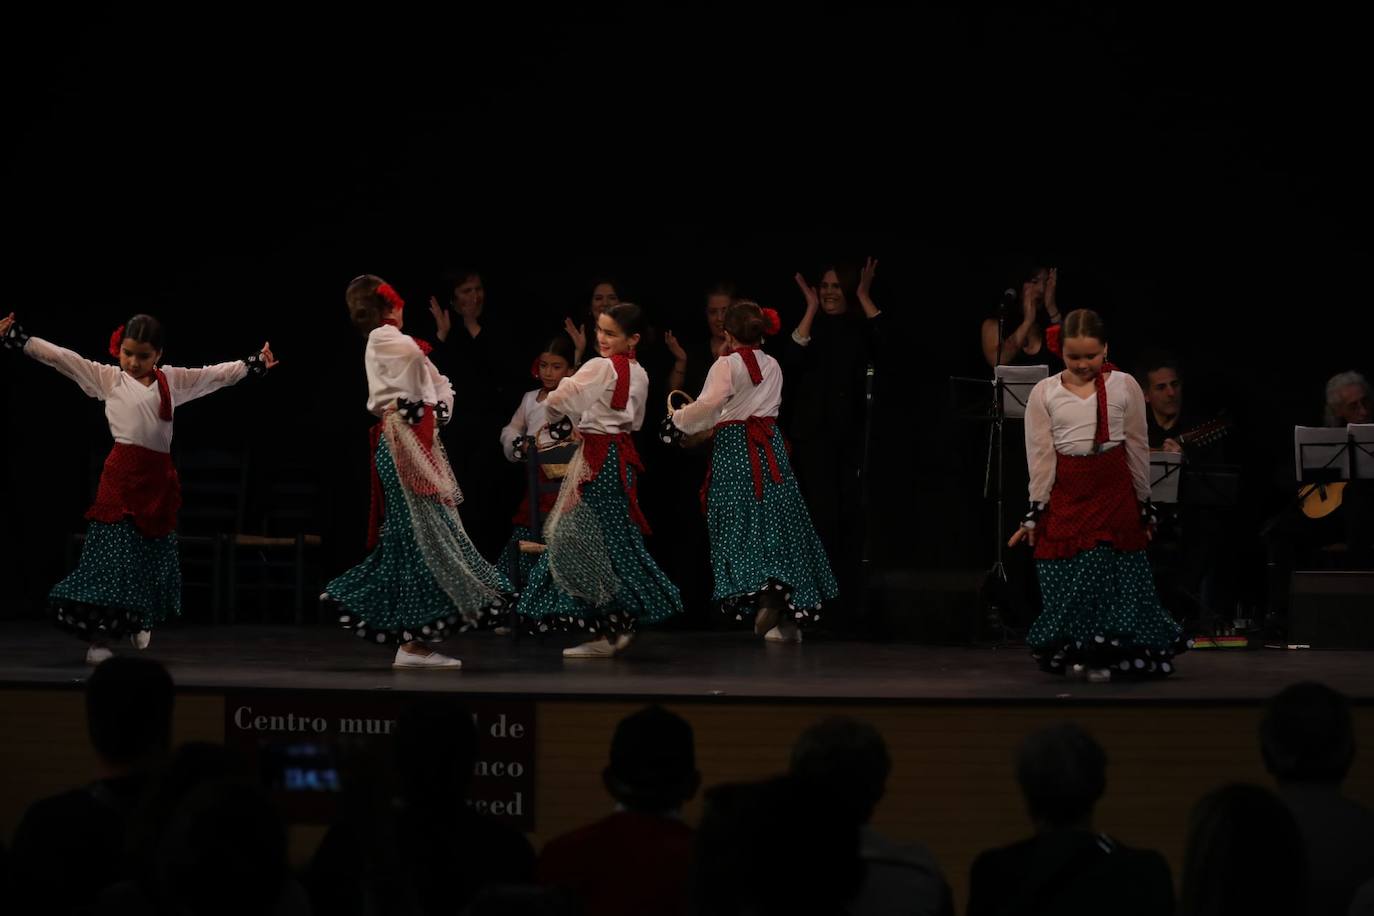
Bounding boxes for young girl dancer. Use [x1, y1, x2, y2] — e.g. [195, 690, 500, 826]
[322, 276, 513, 669]
[1009, 309, 1187, 680]
[661, 300, 837, 642]
[516, 302, 683, 657]
[496, 335, 576, 584]
[0, 311, 275, 664]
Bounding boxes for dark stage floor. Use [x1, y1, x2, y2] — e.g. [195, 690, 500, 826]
[1, 621, 1370, 702]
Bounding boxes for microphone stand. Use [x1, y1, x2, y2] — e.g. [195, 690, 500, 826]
[978, 295, 1010, 645]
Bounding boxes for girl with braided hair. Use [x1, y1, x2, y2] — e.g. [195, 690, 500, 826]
[1009, 309, 1188, 681]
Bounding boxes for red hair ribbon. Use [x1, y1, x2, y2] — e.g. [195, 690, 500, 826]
[108, 325, 126, 358]
[760, 307, 781, 336]
[376, 282, 405, 314]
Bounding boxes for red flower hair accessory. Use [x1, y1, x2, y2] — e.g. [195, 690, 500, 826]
[760, 307, 782, 336]
[108, 325, 126, 358]
[1045, 324, 1062, 358]
[376, 282, 405, 314]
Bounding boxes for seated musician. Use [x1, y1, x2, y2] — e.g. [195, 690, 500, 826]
[1325, 371, 1373, 427]
[1138, 352, 1238, 629]
[1264, 372, 1374, 624]
[1141, 353, 1228, 463]
[1316, 371, 1374, 567]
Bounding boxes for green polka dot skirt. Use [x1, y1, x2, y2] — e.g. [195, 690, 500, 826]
[707, 423, 838, 627]
[1030, 546, 1190, 676]
[496, 524, 539, 590]
[326, 437, 514, 645]
[51, 519, 181, 640]
[516, 441, 683, 636]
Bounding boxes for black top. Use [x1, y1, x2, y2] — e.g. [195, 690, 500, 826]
[308, 804, 536, 916]
[967, 830, 1175, 916]
[678, 336, 718, 403]
[9, 774, 150, 914]
[984, 307, 1064, 376]
[432, 315, 529, 442]
[1281, 784, 1374, 916]
[780, 312, 884, 443]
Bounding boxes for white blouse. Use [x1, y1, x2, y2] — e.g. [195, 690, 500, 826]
[1024, 370, 1150, 504]
[671, 350, 782, 435]
[25, 337, 248, 454]
[500, 388, 553, 461]
[364, 325, 455, 419]
[544, 356, 647, 435]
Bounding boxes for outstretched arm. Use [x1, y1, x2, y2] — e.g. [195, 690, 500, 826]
[163, 342, 278, 404]
[3, 314, 120, 399]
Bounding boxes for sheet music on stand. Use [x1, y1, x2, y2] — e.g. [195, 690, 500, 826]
[1351, 424, 1374, 480]
[1294, 427, 1355, 482]
[1150, 451, 1184, 504]
[993, 365, 1048, 419]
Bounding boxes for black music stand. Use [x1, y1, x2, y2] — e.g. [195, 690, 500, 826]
[949, 364, 1047, 644]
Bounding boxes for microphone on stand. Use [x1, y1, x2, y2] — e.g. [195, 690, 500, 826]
[998, 288, 1017, 317]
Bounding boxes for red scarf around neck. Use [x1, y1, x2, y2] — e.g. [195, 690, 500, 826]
[722, 345, 764, 385]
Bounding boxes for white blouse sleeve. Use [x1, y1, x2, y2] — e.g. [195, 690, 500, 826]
[161, 361, 249, 405]
[426, 358, 454, 416]
[545, 358, 612, 425]
[1024, 379, 1057, 506]
[23, 337, 121, 399]
[672, 357, 734, 435]
[632, 371, 647, 432]
[500, 396, 528, 462]
[1121, 373, 1151, 502]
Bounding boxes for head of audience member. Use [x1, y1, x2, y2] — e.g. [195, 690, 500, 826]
[789, 716, 891, 828]
[126, 742, 242, 873]
[1017, 722, 1107, 833]
[1261, 681, 1356, 789]
[692, 776, 863, 916]
[603, 705, 700, 815]
[1178, 783, 1306, 916]
[87, 656, 174, 776]
[396, 697, 479, 808]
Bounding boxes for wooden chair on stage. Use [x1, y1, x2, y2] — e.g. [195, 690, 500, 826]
[225, 458, 324, 625]
[175, 447, 248, 623]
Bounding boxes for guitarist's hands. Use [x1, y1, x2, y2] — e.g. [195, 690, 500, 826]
[1161, 438, 1183, 454]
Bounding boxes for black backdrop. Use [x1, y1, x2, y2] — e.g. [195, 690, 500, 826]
[3, 6, 1369, 620]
